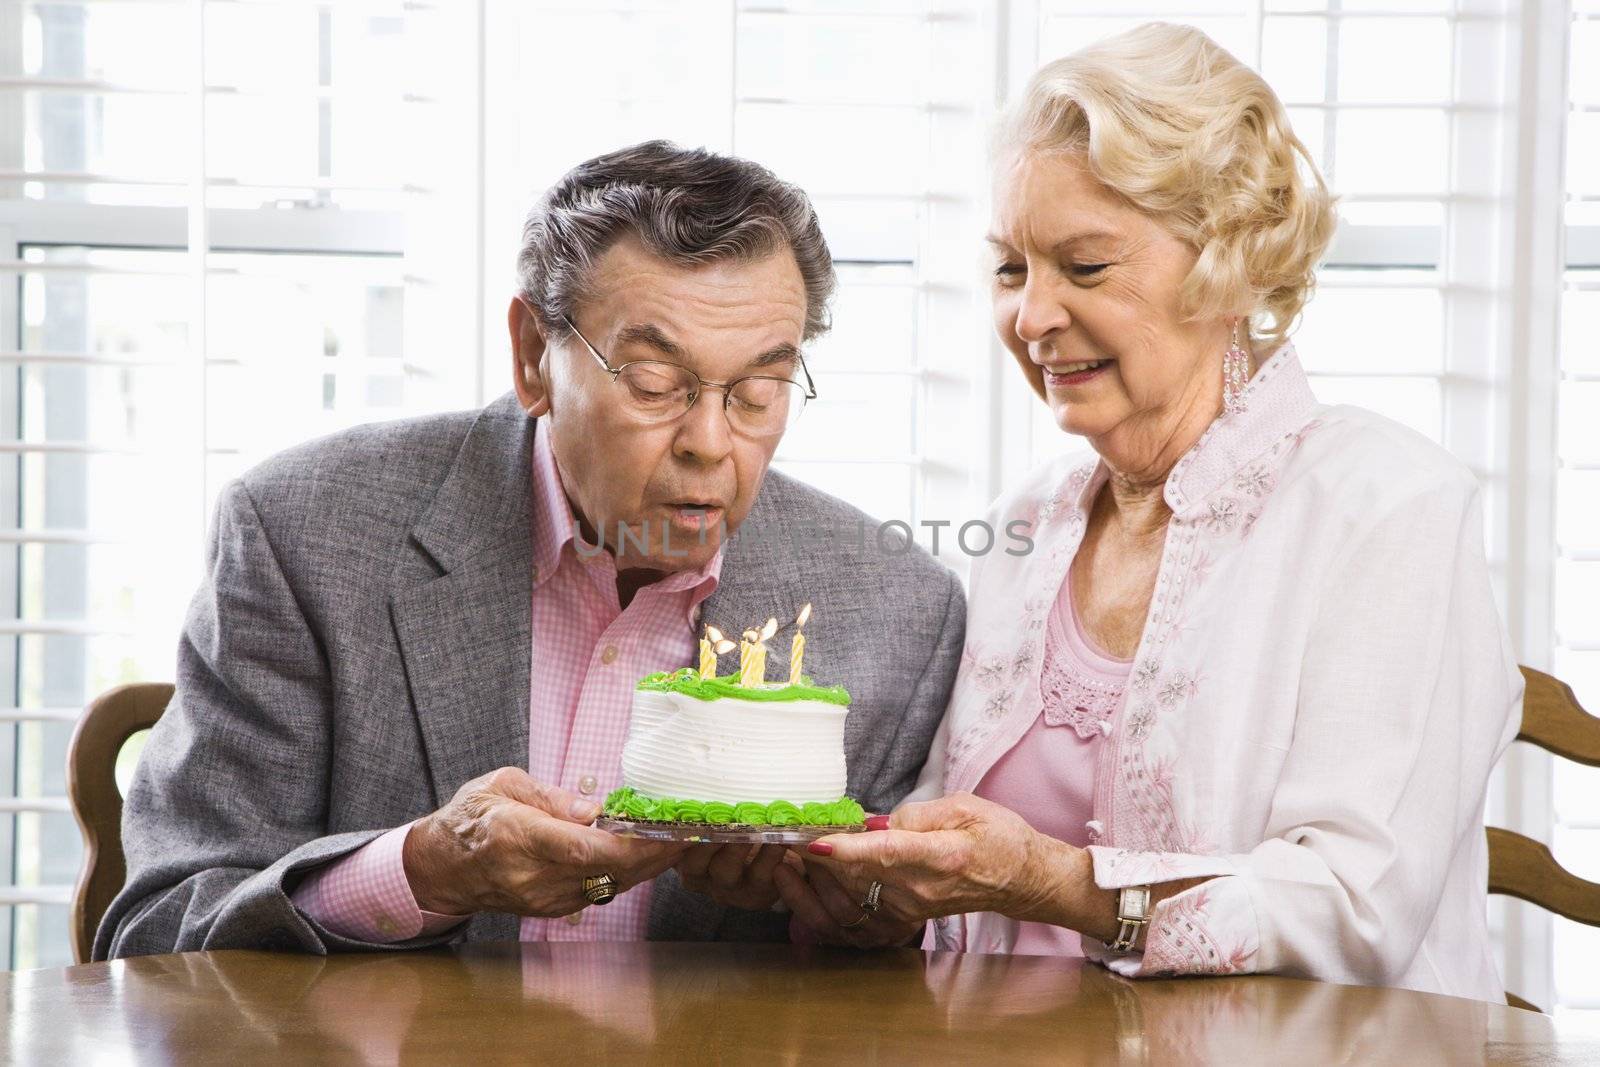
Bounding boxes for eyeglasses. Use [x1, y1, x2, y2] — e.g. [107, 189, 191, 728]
[562, 315, 816, 438]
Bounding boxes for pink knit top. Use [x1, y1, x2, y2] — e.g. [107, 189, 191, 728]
[972, 569, 1132, 956]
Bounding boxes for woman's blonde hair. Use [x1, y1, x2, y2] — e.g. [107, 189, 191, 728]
[998, 22, 1337, 350]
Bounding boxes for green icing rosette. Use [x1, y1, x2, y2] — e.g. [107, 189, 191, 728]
[766, 800, 803, 827]
[733, 802, 769, 825]
[601, 786, 865, 827]
[829, 797, 867, 824]
[801, 802, 831, 824]
[635, 667, 850, 707]
[674, 799, 707, 823]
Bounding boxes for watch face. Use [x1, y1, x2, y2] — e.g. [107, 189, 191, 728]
[1122, 887, 1150, 920]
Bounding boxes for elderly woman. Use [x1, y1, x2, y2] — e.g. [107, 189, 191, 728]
[787, 23, 1522, 1002]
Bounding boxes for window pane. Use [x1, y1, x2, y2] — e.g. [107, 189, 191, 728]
[1558, 471, 1600, 552]
[1569, 113, 1600, 198]
[1555, 561, 1600, 646]
[7, 904, 74, 972]
[739, 14, 927, 105]
[22, 2, 188, 87]
[782, 373, 916, 461]
[19, 248, 189, 341]
[769, 460, 914, 524]
[1261, 17, 1329, 103]
[1564, 286, 1600, 375]
[1331, 109, 1447, 194]
[1555, 916, 1600, 1010]
[1040, 16, 1253, 63]
[735, 103, 926, 196]
[1335, 18, 1450, 104]
[1295, 286, 1443, 374]
[1574, 18, 1600, 105]
[1306, 375, 1442, 442]
[20, 91, 188, 182]
[809, 280, 917, 373]
[1559, 381, 1600, 462]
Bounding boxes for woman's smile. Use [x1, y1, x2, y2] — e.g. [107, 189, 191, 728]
[1043, 359, 1114, 388]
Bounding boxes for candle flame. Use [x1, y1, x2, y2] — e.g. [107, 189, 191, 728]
[758, 617, 778, 642]
[742, 629, 759, 642]
[714, 639, 736, 655]
[795, 602, 812, 629]
[706, 625, 725, 644]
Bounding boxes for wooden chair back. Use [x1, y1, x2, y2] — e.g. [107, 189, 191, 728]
[66, 682, 173, 964]
[1489, 667, 1600, 1013]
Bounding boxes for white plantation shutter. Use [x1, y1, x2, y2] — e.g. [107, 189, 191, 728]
[1551, 0, 1600, 1025]
[0, 0, 481, 968]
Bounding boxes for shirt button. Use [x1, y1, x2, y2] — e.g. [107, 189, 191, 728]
[600, 645, 619, 665]
[565, 912, 583, 926]
[578, 775, 598, 795]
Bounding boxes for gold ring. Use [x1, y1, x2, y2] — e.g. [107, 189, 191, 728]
[839, 911, 871, 929]
[861, 880, 884, 914]
[582, 873, 618, 906]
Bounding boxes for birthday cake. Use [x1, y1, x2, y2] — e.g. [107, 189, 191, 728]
[602, 668, 866, 829]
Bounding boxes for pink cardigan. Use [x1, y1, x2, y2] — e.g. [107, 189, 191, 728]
[910, 345, 1521, 1003]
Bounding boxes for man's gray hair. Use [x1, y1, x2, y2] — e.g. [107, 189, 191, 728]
[517, 140, 836, 342]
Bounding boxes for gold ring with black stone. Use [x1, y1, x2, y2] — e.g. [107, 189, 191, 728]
[582, 873, 618, 906]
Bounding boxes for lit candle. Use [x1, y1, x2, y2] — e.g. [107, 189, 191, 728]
[788, 602, 812, 686]
[699, 625, 721, 679]
[751, 617, 777, 686]
[739, 629, 758, 687]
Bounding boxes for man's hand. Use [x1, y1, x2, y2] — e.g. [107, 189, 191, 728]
[675, 843, 788, 912]
[401, 767, 688, 917]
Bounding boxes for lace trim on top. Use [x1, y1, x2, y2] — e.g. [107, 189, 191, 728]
[1040, 578, 1132, 739]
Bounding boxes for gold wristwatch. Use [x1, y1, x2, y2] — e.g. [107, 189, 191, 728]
[1107, 885, 1151, 952]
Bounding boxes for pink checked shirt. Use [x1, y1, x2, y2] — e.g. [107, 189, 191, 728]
[292, 423, 721, 944]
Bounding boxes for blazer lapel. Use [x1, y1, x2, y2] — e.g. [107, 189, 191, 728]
[391, 394, 536, 807]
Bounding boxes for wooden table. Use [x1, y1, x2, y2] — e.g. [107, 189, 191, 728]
[2, 942, 1588, 1064]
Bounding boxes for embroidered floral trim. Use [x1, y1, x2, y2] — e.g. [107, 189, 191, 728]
[1039, 614, 1126, 740]
[1139, 887, 1258, 977]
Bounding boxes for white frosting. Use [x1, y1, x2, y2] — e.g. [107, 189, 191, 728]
[621, 688, 849, 805]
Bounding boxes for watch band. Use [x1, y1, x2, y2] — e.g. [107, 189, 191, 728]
[1106, 885, 1152, 953]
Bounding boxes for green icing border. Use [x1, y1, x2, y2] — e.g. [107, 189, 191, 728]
[636, 667, 851, 707]
[603, 787, 865, 827]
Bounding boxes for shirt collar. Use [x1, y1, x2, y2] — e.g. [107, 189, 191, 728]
[529, 421, 722, 613]
[1161, 343, 1317, 516]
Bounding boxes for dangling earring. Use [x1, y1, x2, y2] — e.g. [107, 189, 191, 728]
[1222, 319, 1250, 417]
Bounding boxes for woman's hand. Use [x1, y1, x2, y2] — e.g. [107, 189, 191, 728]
[799, 793, 1093, 930]
[674, 843, 789, 912]
[772, 856, 926, 948]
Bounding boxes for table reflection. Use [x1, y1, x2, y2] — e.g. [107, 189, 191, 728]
[1, 942, 1573, 1065]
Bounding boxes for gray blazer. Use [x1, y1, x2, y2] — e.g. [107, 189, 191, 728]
[97, 393, 965, 959]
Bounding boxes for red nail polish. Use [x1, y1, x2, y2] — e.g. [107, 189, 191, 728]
[807, 841, 834, 856]
[864, 815, 890, 831]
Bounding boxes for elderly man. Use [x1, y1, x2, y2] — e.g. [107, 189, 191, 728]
[96, 141, 965, 958]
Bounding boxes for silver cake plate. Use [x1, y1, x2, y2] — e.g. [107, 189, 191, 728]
[597, 816, 868, 845]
